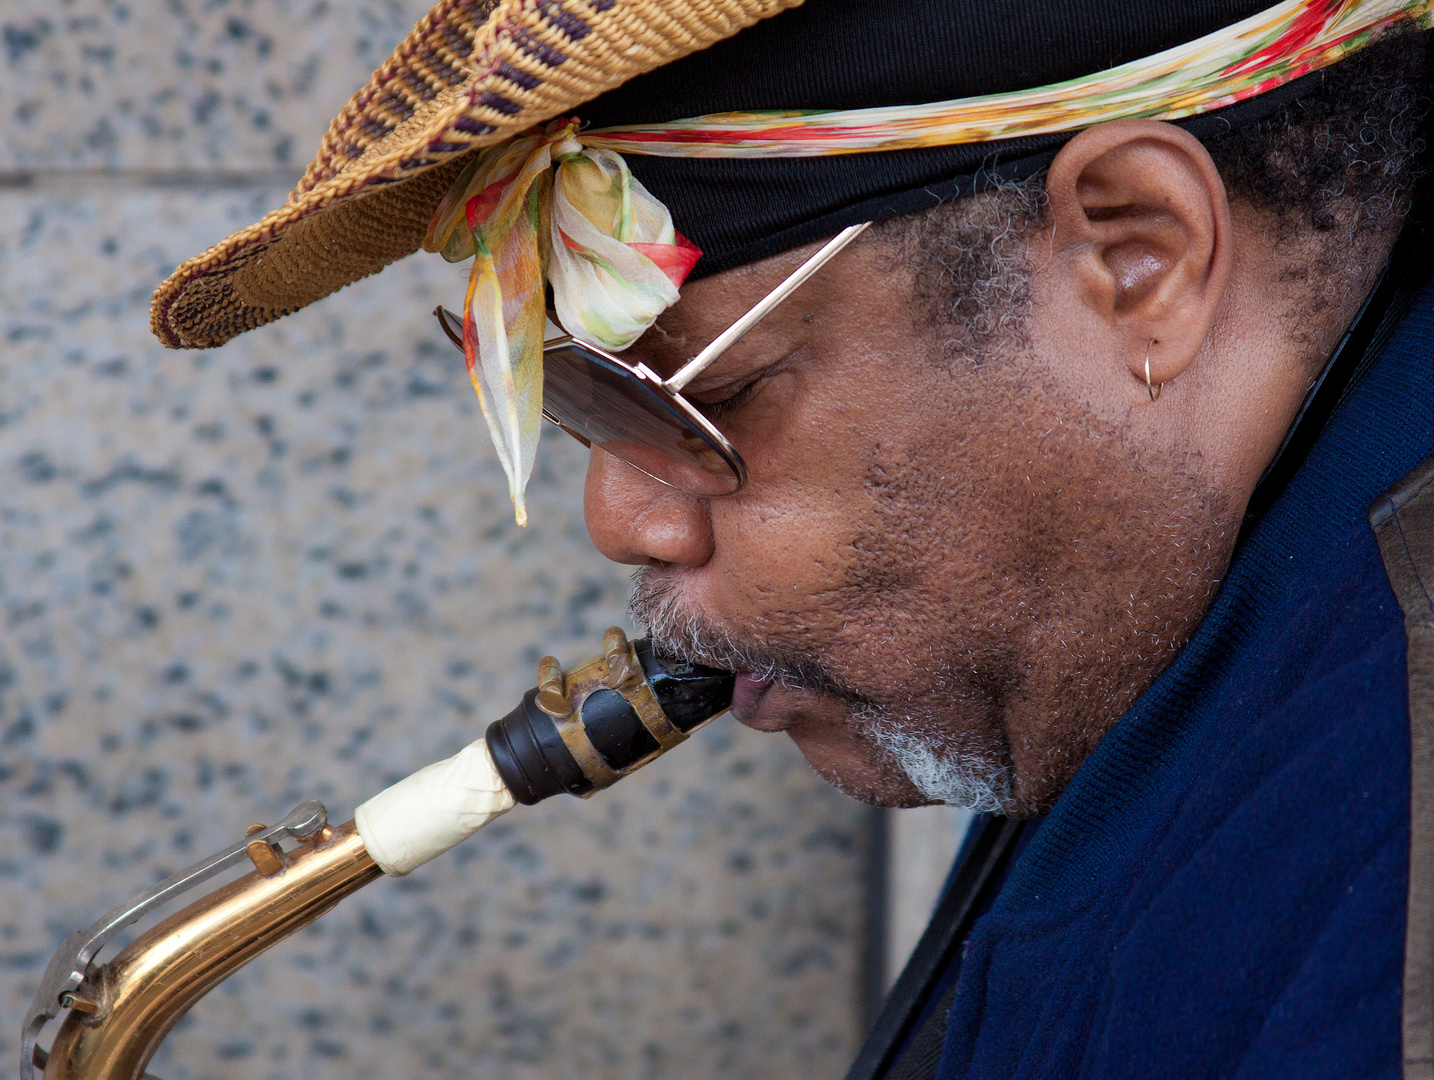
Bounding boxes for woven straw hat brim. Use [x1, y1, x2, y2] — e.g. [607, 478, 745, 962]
[150, 0, 800, 350]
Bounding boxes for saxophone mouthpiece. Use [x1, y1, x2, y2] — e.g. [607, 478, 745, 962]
[486, 629, 735, 804]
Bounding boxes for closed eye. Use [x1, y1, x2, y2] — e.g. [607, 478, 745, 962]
[681, 340, 806, 423]
[688, 379, 761, 422]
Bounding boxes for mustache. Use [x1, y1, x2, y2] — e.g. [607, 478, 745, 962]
[630, 568, 1020, 812]
[628, 568, 870, 706]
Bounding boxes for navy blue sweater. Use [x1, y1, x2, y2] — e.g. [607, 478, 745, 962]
[935, 280, 1434, 1079]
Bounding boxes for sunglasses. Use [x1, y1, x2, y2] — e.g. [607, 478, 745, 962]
[435, 221, 870, 498]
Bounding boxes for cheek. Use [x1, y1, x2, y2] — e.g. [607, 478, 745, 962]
[702, 377, 884, 603]
[1026, 267, 1134, 419]
[700, 366, 957, 634]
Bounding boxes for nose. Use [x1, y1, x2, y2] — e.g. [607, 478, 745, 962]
[584, 447, 715, 567]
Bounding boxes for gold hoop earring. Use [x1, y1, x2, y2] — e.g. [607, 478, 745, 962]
[1144, 339, 1162, 402]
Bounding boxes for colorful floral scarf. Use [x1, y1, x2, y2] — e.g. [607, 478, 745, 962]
[429, 0, 1431, 524]
[424, 121, 699, 525]
[586, 0, 1432, 157]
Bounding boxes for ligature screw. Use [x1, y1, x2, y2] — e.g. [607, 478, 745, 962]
[534, 655, 571, 718]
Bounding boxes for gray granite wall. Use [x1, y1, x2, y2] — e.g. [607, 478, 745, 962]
[0, 5, 872, 1078]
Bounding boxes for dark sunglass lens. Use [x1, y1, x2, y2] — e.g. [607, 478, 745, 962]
[542, 344, 741, 496]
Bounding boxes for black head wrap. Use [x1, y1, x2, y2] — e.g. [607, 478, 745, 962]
[576, 0, 1329, 278]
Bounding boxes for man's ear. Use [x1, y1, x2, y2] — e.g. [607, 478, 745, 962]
[1044, 119, 1233, 391]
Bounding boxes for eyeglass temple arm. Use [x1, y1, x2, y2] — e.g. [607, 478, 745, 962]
[663, 222, 871, 393]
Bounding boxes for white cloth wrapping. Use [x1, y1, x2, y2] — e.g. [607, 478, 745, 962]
[354, 738, 517, 876]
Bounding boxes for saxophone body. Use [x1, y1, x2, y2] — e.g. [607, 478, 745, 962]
[23, 629, 733, 1080]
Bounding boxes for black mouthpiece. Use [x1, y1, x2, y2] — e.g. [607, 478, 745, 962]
[485, 639, 733, 805]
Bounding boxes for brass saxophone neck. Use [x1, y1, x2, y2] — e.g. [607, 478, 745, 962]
[39, 821, 379, 1080]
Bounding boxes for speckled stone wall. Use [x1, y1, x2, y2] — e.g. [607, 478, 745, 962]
[2, 1, 422, 173]
[0, 6, 872, 1078]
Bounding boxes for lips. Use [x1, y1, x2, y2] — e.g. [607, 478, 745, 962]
[730, 671, 777, 727]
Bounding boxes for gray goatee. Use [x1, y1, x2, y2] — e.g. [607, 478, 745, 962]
[859, 705, 1014, 814]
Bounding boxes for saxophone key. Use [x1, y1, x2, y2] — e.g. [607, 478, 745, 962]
[243, 824, 284, 876]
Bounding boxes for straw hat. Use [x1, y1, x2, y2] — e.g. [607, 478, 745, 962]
[149, 0, 799, 350]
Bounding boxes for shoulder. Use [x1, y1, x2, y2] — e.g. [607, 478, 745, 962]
[946, 516, 1411, 1080]
[1098, 515, 1410, 1078]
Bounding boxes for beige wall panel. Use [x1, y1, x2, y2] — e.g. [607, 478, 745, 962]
[1, 0, 436, 173]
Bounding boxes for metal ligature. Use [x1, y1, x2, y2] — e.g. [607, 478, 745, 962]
[21, 628, 733, 1080]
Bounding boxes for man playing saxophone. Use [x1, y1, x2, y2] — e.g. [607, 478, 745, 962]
[42, 0, 1434, 1076]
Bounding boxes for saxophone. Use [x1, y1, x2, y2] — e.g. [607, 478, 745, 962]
[20, 628, 733, 1080]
